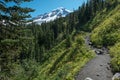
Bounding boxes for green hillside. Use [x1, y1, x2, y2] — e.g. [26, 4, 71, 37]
[0, 0, 120, 80]
[34, 32, 95, 80]
[34, 2, 120, 80]
[90, 5, 120, 72]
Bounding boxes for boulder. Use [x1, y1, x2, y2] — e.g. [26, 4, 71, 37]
[112, 73, 120, 80]
[84, 77, 93, 80]
[89, 42, 92, 45]
[95, 49, 103, 55]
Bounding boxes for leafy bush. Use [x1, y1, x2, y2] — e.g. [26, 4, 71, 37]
[12, 60, 39, 80]
[91, 5, 120, 47]
[90, 5, 120, 73]
[110, 42, 120, 72]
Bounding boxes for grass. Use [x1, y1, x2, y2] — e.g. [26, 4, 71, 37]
[110, 42, 120, 72]
[90, 5, 120, 73]
[33, 32, 95, 80]
[91, 5, 120, 46]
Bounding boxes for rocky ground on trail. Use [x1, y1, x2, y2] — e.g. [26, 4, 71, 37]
[75, 35, 113, 80]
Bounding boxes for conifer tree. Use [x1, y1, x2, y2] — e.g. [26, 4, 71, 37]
[0, 0, 34, 25]
[0, 0, 34, 79]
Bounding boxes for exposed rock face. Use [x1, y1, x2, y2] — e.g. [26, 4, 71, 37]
[112, 73, 120, 80]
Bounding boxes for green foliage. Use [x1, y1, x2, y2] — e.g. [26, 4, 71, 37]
[0, 0, 34, 22]
[0, 0, 119, 79]
[34, 33, 95, 80]
[114, 78, 120, 80]
[10, 60, 38, 80]
[110, 42, 120, 72]
[91, 5, 120, 47]
[90, 5, 120, 73]
[65, 36, 72, 48]
[1, 39, 19, 48]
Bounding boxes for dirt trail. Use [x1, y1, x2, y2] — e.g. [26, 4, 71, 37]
[75, 34, 113, 80]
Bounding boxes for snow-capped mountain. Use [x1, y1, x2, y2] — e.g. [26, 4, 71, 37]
[32, 7, 72, 24]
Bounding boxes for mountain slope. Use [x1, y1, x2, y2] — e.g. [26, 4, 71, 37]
[34, 3, 120, 80]
[32, 1, 120, 80]
[32, 7, 72, 24]
[76, 4, 120, 80]
[90, 5, 120, 73]
[1, 0, 120, 80]
[33, 32, 95, 80]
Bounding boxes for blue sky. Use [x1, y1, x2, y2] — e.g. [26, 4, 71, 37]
[9, 0, 87, 18]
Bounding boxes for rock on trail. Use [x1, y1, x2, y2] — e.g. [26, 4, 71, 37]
[75, 34, 113, 80]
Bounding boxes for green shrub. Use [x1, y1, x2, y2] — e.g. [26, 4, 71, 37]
[110, 42, 120, 72]
[91, 5, 120, 47]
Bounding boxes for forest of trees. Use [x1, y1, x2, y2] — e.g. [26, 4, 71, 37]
[0, 0, 119, 80]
